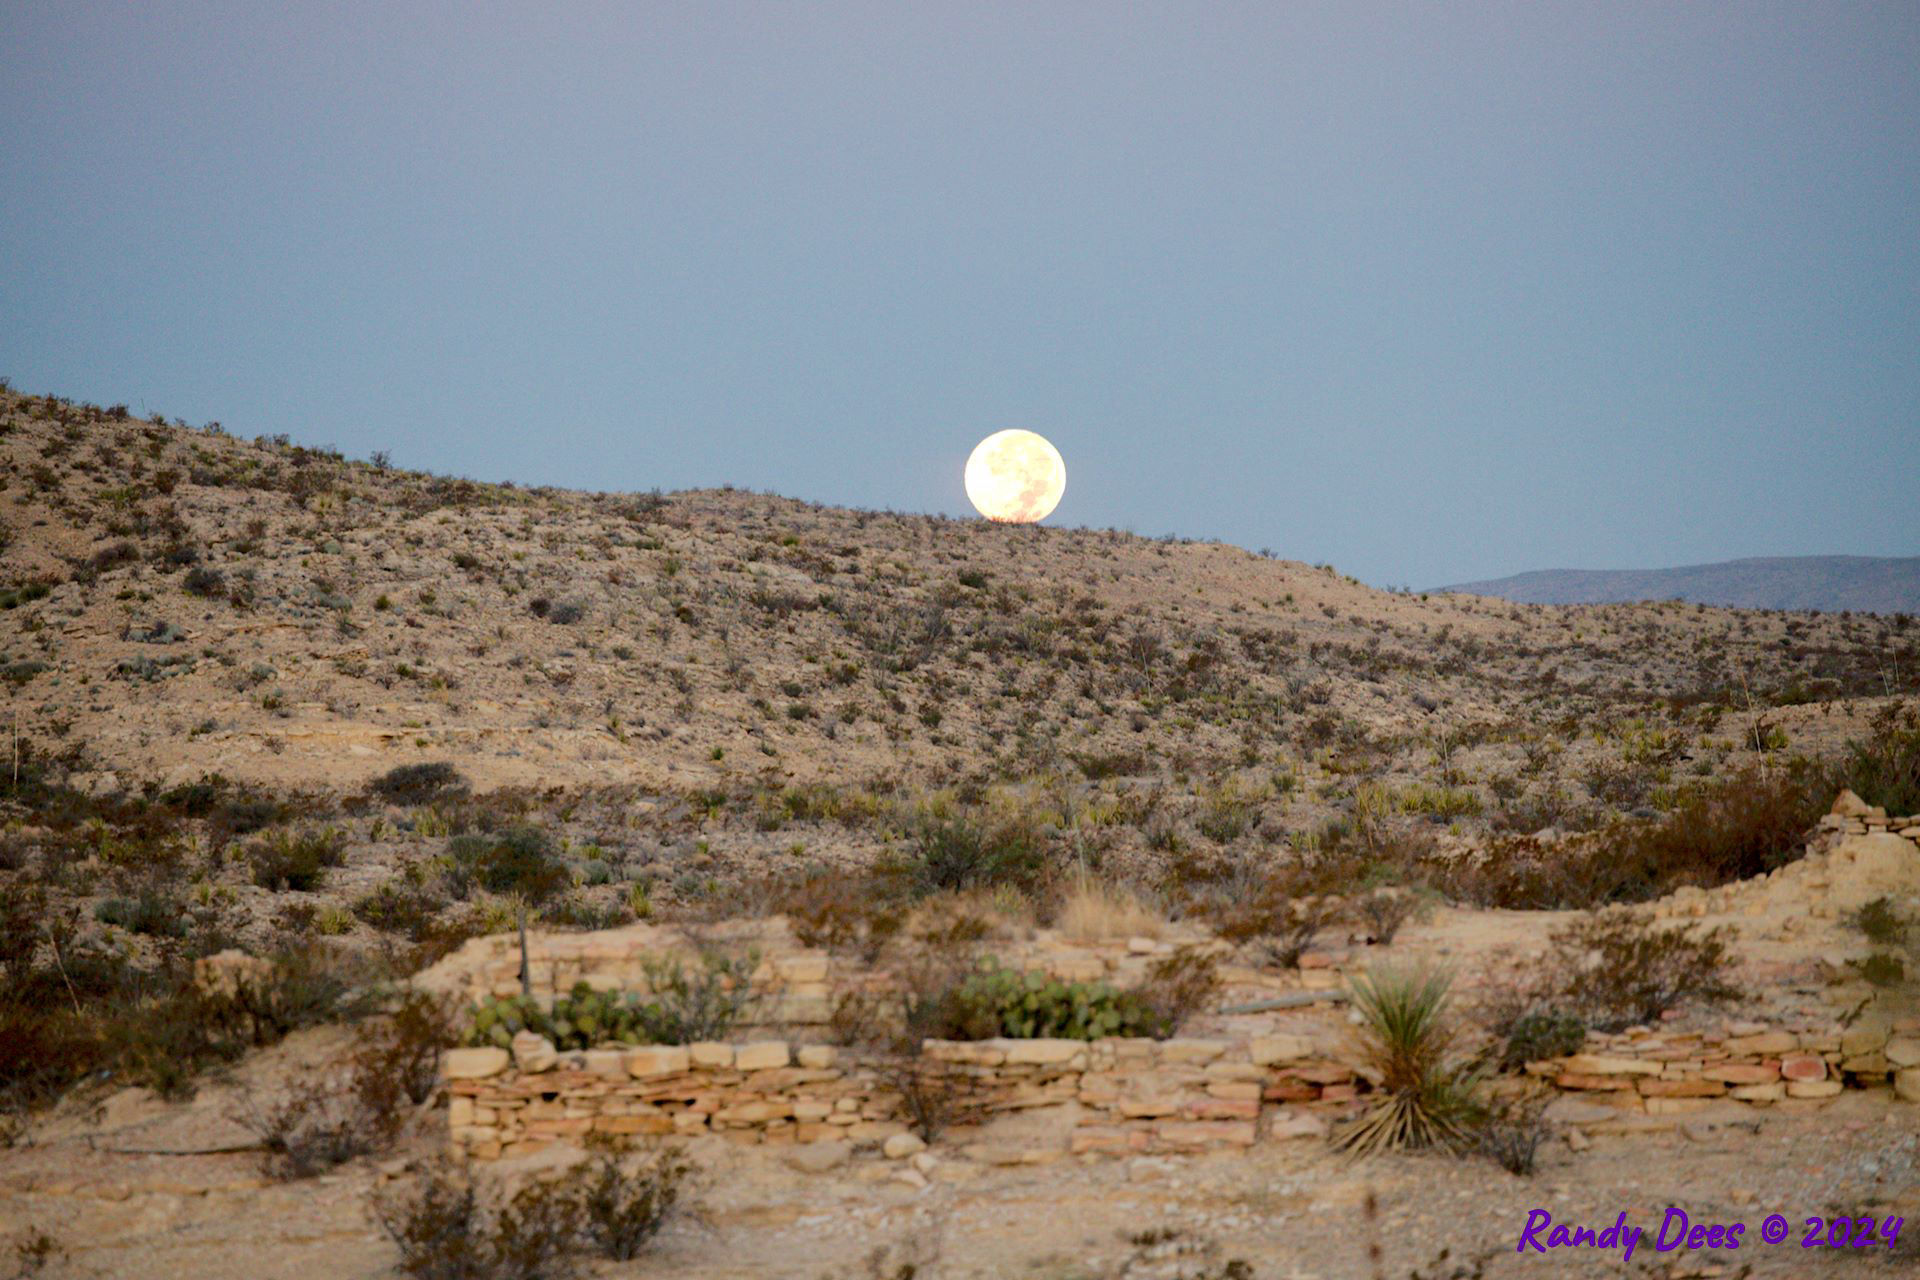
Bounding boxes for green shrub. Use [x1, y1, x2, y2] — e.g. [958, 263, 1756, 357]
[248, 827, 346, 891]
[1593, 764, 1827, 896]
[183, 565, 225, 597]
[894, 812, 1044, 895]
[372, 762, 468, 805]
[93, 889, 186, 937]
[450, 827, 569, 905]
[1840, 704, 1920, 815]
[1498, 1009, 1587, 1070]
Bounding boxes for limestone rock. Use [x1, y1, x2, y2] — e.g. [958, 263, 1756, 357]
[1265, 1111, 1328, 1141]
[1779, 1054, 1827, 1082]
[511, 1030, 558, 1073]
[1831, 789, 1875, 818]
[736, 1041, 791, 1071]
[1562, 1054, 1661, 1077]
[883, 1132, 928, 1159]
[688, 1041, 735, 1068]
[782, 1141, 852, 1173]
[626, 1045, 691, 1078]
[1248, 1034, 1314, 1066]
[1003, 1038, 1083, 1066]
[443, 1047, 511, 1080]
[1785, 1079, 1843, 1099]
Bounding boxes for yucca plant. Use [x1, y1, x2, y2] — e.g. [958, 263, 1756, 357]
[1331, 963, 1483, 1158]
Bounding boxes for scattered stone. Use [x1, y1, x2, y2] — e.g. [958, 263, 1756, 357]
[781, 1141, 852, 1173]
[883, 1132, 927, 1160]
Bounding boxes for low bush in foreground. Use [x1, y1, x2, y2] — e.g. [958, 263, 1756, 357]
[376, 1143, 692, 1278]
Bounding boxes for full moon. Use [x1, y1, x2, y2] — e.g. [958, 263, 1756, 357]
[964, 429, 1066, 524]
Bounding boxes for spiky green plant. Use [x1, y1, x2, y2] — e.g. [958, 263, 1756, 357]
[1331, 964, 1483, 1158]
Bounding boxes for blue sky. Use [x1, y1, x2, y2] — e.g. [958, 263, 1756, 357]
[2, 2, 1916, 587]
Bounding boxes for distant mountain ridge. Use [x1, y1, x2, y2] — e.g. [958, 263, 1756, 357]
[1439, 555, 1920, 614]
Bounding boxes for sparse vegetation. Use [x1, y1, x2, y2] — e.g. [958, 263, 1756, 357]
[1543, 913, 1738, 1032]
[374, 1144, 692, 1278]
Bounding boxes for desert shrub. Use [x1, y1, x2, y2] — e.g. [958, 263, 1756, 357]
[1331, 965, 1482, 1157]
[1496, 1009, 1587, 1071]
[0, 581, 52, 610]
[1853, 896, 1913, 948]
[1195, 779, 1260, 843]
[1126, 946, 1221, 1034]
[878, 1056, 983, 1142]
[781, 870, 903, 965]
[182, 565, 225, 597]
[0, 945, 364, 1106]
[1476, 1093, 1551, 1176]
[246, 1083, 389, 1179]
[243, 993, 454, 1180]
[1055, 870, 1164, 943]
[364, 990, 459, 1106]
[450, 827, 569, 905]
[571, 1141, 693, 1261]
[377, 1163, 577, 1280]
[1853, 952, 1905, 987]
[6, 1227, 66, 1278]
[1437, 764, 1824, 910]
[1589, 764, 1826, 897]
[1840, 703, 1920, 814]
[93, 888, 186, 937]
[373, 762, 469, 805]
[1354, 888, 1419, 945]
[355, 874, 451, 938]
[894, 811, 1045, 895]
[626, 952, 759, 1043]
[1545, 913, 1737, 1032]
[248, 827, 346, 891]
[1209, 876, 1337, 968]
[376, 1146, 690, 1277]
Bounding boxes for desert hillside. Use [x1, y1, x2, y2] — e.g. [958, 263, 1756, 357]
[2, 383, 1917, 929]
[1441, 555, 1920, 614]
[2, 387, 1919, 1279]
[4, 385, 1911, 803]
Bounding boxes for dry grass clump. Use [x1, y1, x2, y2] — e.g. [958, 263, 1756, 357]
[1055, 868, 1164, 942]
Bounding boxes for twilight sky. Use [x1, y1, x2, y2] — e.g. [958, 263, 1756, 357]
[2, 2, 1916, 588]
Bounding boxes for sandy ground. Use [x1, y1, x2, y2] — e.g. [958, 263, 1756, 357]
[2, 1087, 1914, 1280]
